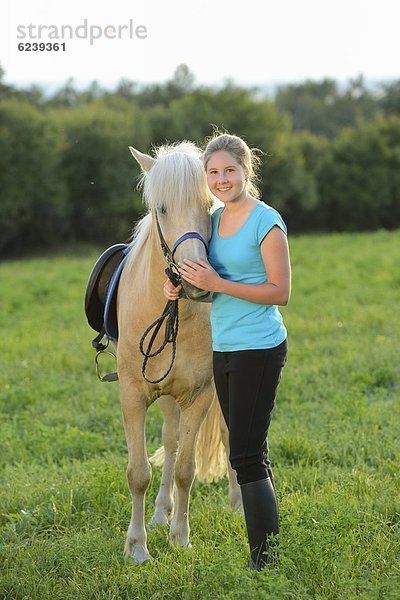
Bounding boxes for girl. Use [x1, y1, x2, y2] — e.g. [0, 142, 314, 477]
[164, 132, 291, 569]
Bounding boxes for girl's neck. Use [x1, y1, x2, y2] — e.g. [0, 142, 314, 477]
[223, 194, 257, 215]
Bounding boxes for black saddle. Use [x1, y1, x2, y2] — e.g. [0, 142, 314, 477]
[84, 243, 130, 343]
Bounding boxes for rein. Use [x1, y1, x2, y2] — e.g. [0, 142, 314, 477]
[139, 298, 179, 384]
[139, 211, 208, 384]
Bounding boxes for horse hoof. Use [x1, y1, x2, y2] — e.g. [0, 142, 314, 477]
[124, 541, 153, 565]
[148, 512, 170, 529]
[170, 535, 192, 549]
[124, 551, 153, 565]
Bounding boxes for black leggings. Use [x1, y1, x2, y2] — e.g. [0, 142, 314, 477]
[213, 339, 288, 485]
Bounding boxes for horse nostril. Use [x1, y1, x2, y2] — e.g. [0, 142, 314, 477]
[182, 283, 209, 301]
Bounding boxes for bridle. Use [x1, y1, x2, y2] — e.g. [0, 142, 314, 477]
[139, 210, 209, 384]
[154, 210, 208, 288]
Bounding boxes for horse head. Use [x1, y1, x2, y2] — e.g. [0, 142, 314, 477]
[129, 142, 213, 301]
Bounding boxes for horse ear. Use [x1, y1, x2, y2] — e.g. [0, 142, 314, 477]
[129, 146, 155, 172]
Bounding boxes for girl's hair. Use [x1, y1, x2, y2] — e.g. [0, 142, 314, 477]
[202, 130, 263, 199]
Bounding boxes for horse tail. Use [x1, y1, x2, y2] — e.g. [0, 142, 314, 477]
[149, 392, 227, 483]
[195, 391, 227, 483]
[149, 445, 165, 466]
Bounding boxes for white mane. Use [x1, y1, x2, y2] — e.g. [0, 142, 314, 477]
[125, 212, 152, 271]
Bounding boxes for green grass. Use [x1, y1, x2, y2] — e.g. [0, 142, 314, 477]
[1, 231, 399, 599]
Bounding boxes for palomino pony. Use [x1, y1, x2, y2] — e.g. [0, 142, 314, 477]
[117, 142, 241, 564]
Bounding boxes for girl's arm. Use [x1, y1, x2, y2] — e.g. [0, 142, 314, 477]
[178, 226, 291, 306]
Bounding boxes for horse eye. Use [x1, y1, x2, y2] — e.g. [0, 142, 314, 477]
[159, 206, 167, 215]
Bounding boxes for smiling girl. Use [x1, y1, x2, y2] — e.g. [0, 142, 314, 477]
[164, 132, 291, 569]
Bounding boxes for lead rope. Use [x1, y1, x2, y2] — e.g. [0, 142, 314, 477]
[139, 298, 179, 384]
[137, 211, 183, 384]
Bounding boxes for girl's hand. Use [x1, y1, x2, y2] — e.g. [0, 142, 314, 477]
[163, 278, 182, 301]
[178, 259, 222, 292]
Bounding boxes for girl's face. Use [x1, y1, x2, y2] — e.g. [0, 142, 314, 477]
[206, 150, 248, 205]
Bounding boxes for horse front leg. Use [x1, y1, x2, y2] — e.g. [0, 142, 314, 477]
[150, 395, 180, 527]
[170, 386, 213, 548]
[120, 383, 152, 564]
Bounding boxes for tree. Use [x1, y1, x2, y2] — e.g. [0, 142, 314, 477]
[318, 116, 400, 230]
[275, 76, 380, 138]
[135, 64, 196, 108]
[0, 100, 67, 254]
[56, 101, 150, 243]
[48, 78, 80, 107]
[380, 80, 400, 116]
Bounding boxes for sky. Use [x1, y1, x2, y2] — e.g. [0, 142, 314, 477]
[1, 0, 399, 92]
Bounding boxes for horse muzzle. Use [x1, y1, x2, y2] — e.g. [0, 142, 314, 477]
[181, 281, 213, 302]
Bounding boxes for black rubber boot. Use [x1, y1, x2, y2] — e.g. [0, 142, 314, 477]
[240, 477, 279, 570]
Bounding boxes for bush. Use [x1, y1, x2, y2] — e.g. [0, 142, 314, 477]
[56, 101, 150, 244]
[318, 116, 400, 231]
[0, 100, 67, 254]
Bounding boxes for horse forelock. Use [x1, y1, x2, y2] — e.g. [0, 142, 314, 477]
[142, 142, 212, 214]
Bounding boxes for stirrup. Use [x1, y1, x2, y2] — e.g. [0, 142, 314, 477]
[92, 330, 118, 382]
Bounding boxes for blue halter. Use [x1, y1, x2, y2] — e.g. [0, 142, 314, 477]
[172, 231, 208, 259]
[154, 211, 208, 286]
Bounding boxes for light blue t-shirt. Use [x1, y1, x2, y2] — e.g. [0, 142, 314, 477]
[208, 201, 287, 352]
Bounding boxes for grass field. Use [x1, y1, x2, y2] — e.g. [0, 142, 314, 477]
[1, 230, 399, 599]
